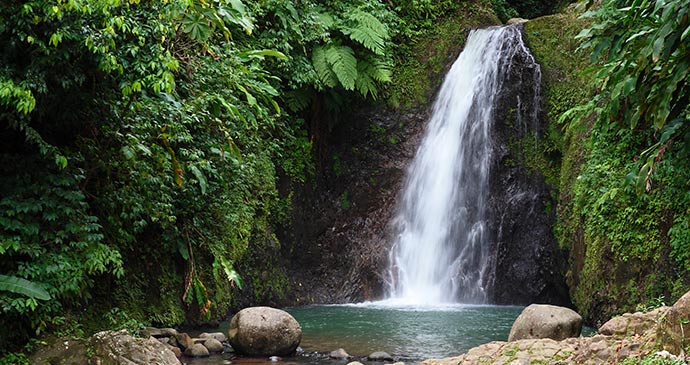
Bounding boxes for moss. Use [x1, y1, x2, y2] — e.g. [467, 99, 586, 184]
[386, 1, 500, 109]
[524, 9, 594, 194]
[234, 221, 290, 309]
[527, 7, 690, 322]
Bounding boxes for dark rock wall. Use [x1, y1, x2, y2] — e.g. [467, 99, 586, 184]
[487, 26, 570, 306]
[279, 106, 429, 304]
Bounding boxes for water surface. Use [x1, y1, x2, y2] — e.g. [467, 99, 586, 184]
[288, 303, 523, 360]
[186, 303, 523, 365]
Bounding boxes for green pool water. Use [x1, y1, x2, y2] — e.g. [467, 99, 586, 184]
[286, 303, 523, 360]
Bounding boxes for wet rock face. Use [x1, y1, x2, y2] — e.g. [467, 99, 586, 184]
[228, 306, 302, 356]
[280, 106, 430, 304]
[487, 25, 570, 306]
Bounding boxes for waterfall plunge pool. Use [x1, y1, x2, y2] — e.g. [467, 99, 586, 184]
[186, 303, 525, 365]
[288, 303, 523, 359]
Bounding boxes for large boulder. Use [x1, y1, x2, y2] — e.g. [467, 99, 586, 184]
[658, 290, 690, 354]
[228, 306, 302, 356]
[508, 304, 582, 341]
[31, 330, 181, 365]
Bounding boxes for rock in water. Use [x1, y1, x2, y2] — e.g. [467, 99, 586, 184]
[368, 351, 394, 361]
[329, 348, 351, 359]
[508, 304, 582, 341]
[200, 332, 227, 342]
[228, 306, 302, 356]
[184, 343, 210, 357]
[203, 338, 224, 353]
[174, 332, 195, 350]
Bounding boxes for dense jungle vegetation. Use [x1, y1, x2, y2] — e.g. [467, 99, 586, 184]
[0, 0, 688, 361]
[526, 0, 690, 325]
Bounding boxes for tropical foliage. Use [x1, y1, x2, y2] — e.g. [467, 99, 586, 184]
[0, 0, 398, 352]
[551, 0, 690, 322]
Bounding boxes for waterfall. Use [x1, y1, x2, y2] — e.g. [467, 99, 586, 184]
[387, 25, 541, 305]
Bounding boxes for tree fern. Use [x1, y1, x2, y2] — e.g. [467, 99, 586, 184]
[343, 10, 389, 56]
[312, 45, 339, 88]
[324, 45, 358, 91]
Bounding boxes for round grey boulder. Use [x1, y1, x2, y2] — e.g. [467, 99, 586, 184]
[228, 306, 302, 356]
[508, 304, 582, 341]
[184, 343, 210, 357]
[368, 351, 394, 361]
[200, 332, 227, 342]
[203, 338, 224, 353]
[329, 348, 351, 359]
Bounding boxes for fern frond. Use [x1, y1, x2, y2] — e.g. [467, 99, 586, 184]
[344, 10, 388, 56]
[316, 11, 335, 29]
[369, 58, 392, 83]
[324, 45, 358, 91]
[355, 57, 393, 99]
[312, 45, 339, 88]
[284, 89, 314, 112]
[355, 60, 378, 99]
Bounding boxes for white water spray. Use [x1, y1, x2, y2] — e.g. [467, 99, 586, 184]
[387, 25, 539, 305]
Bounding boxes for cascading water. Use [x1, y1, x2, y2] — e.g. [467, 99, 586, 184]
[387, 25, 541, 305]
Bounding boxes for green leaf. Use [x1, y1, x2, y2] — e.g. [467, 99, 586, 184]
[226, 0, 254, 34]
[312, 46, 339, 88]
[355, 58, 391, 98]
[181, 13, 213, 42]
[344, 10, 388, 56]
[214, 256, 243, 289]
[682, 25, 690, 41]
[178, 241, 189, 261]
[189, 165, 208, 195]
[237, 49, 288, 61]
[0, 274, 50, 300]
[622, 75, 637, 96]
[324, 45, 358, 91]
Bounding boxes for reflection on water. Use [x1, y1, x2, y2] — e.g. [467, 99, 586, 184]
[185, 303, 524, 365]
